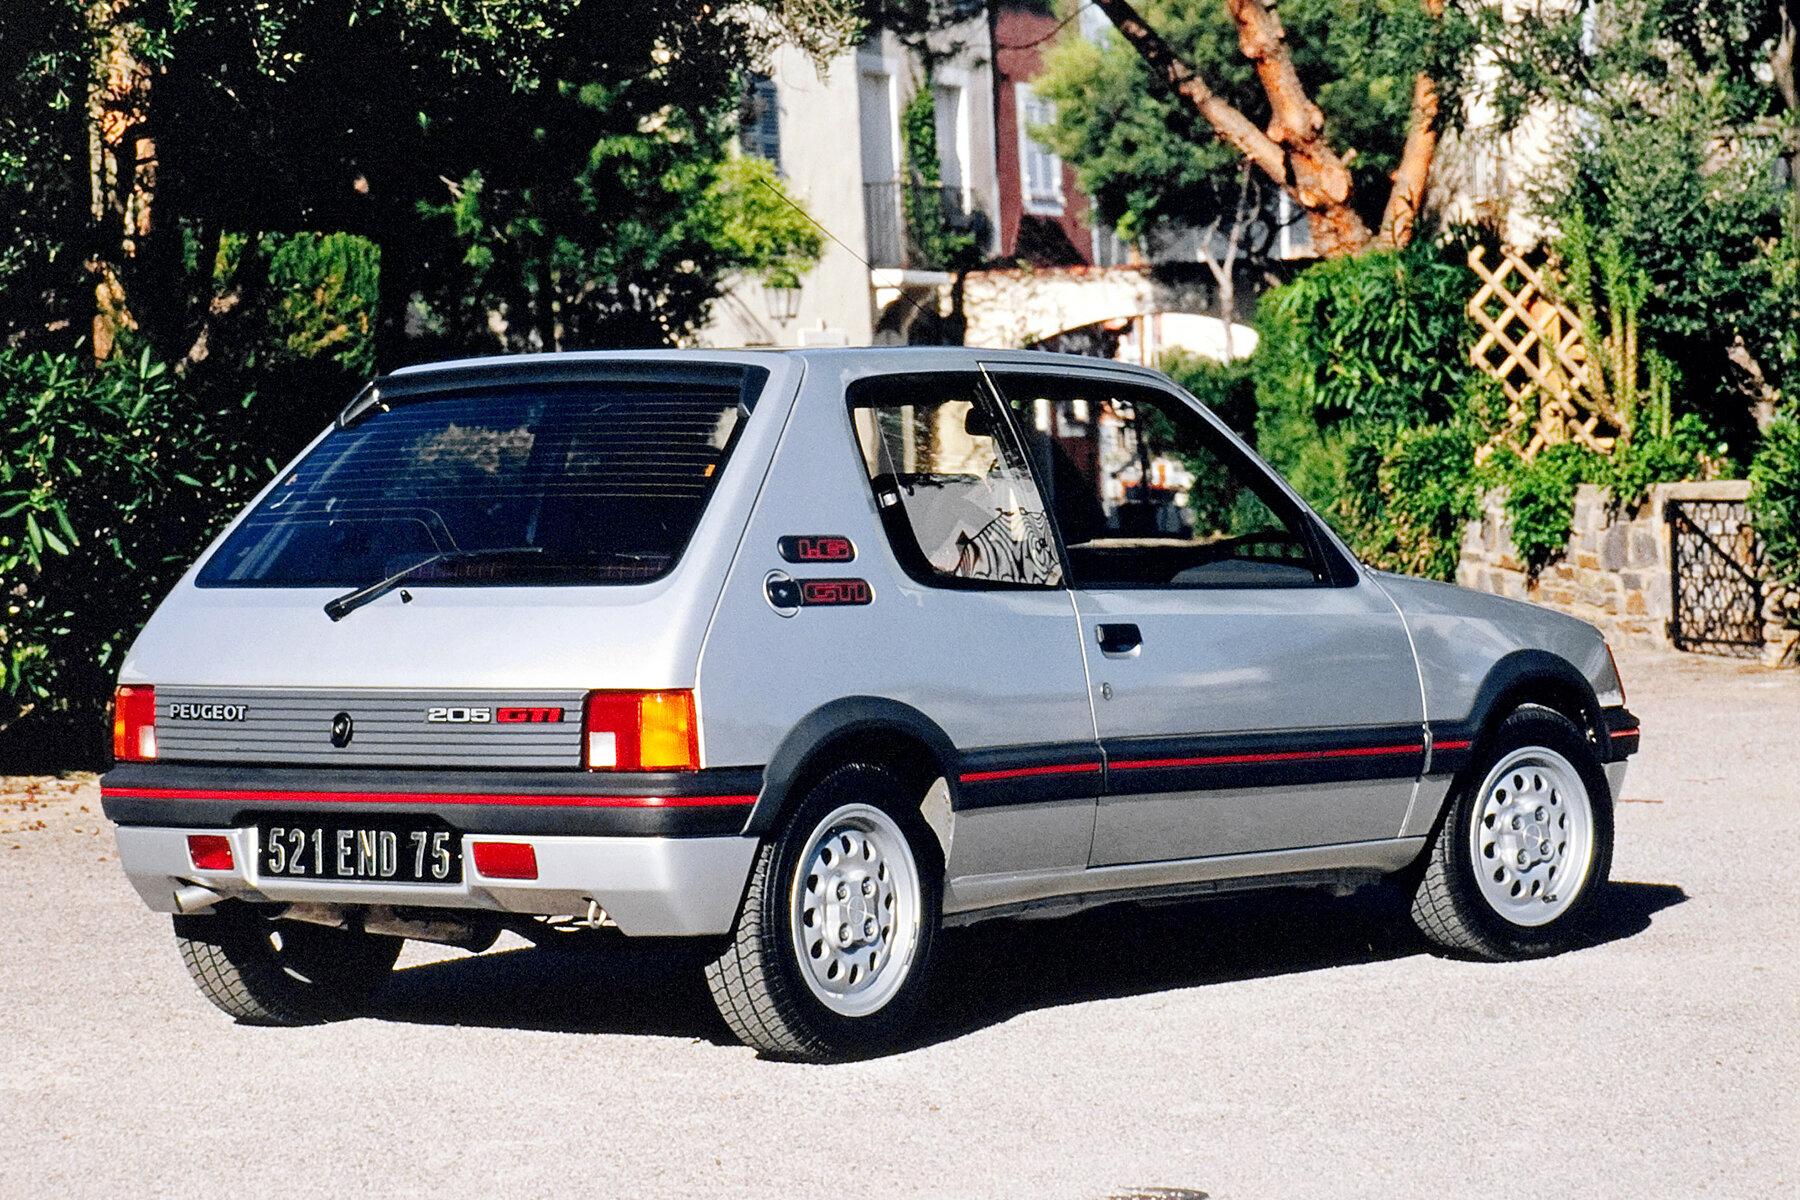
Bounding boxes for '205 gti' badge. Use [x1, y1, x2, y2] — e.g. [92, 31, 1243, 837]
[423, 706, 565, 724]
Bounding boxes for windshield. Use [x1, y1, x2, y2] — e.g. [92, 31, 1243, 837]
[197, 374, 759, 588]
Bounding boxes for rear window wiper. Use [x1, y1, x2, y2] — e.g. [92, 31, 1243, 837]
[323, 548, 542, 621]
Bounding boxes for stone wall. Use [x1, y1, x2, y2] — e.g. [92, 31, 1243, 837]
[1456, 480, 1796, 665]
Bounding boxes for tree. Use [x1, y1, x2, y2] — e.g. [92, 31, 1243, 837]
[1, 1, 851, 370]
[1491, 0, 1797, 456]
[1038, 0, 1473, 258]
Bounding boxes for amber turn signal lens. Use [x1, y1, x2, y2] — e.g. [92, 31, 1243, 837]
[637, 691, 698, 770]
[581, 690, 699, 771]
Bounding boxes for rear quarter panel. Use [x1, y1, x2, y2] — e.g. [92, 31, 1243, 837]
[694, 353, 1096, 777]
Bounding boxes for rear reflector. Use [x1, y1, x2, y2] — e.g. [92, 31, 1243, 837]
[581, 690, 698, 771]
[113, 685, 157, 762]
[186, 834, 235, 872]
[471, 841, 538, 880]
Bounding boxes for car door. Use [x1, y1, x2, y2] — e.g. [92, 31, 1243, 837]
[839, 371, 1102, 885]
[985, 367, 1425, 867]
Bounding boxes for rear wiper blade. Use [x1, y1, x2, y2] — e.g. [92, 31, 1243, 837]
[323, 548, 541, 621]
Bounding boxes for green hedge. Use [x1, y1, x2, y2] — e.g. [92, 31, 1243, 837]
[1750, 414, 1800, 617]
[0, 349, 256, 762]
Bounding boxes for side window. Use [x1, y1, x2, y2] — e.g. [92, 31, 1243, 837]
[848, 373, 1063, 588]
[987, 373, 1332, 588]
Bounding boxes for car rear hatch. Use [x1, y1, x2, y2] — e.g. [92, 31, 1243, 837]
[114, 354, 796, 772]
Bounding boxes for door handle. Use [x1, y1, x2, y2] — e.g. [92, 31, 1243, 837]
[1096, 623, 1142, 656]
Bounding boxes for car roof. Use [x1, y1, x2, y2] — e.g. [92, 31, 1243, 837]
[381, 346, 1178, 385]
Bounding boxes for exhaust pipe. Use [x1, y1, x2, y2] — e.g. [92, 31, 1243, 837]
[172, 883, 224, 914]
[280, 902, 498, 951]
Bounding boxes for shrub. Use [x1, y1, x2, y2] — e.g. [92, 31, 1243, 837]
[1490, 442, 1601, 575]
[1255, 241, 1478, 430]
[1749, 413, 1800, 611]
[1602, 413, 1723, 512]
[0, 349, 255, 760]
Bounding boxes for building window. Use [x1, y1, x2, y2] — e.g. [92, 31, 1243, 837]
[934, 83, 967, 193]
[740, 73, 781, 171]
[1017, 84, 1064, 216]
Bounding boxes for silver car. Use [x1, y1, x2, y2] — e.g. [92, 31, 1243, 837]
[103, 349, 1639, 1059]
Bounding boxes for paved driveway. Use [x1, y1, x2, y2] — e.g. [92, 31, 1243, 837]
[3, 646, 1795, 1199]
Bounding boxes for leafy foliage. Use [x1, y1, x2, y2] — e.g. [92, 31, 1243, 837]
[0, 1, 92, 351]
[897, 75, 978, 272]
[266, 234, 381, 376]
[1520, 6, 1795, 458]
[1488, 443, 1600, 576]
[0, 350, 259, 752]
[1749, 414, 1800, 602]
[1332, 424, 1481, 580]
[1255, 243, 1479, 429]
[1, 0, 842, 362]
[1160, 349, 1257, 442]
[1601, 415, 1722, 511]
[1243, 243, 1488, 580]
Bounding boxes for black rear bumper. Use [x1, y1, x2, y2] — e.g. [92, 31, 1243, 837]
[101, 762, 765, 837]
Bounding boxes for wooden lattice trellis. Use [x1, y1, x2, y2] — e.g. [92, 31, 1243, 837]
[1468, 246, 1617, 460]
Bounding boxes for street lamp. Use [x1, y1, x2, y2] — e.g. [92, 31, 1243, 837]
[762, 281, 802, 326]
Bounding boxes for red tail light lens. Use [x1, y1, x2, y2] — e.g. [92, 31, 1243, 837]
[471, 841, 539, 880]
[582, 690, 699, 771]
[113, 685, 157, 762]
[186, 834, 235, 871]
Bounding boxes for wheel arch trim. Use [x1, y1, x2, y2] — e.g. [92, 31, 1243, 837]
[1430, 648, 1624, 777]
[741, 697, 961, 837]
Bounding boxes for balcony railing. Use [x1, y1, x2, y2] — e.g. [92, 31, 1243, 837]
[862, 181, 987, 271]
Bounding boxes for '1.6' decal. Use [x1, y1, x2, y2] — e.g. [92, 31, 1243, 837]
[778, 535, 856, 563]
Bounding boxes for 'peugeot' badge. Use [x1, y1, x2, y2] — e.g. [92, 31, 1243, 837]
[329, 711, 355, 748]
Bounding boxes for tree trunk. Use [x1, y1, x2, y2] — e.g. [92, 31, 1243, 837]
[1194, 166, 1255, 359]
[86, 0, 156, 360]
[1376, 0, 1445, 252]
[1773, 5, 1796, 231]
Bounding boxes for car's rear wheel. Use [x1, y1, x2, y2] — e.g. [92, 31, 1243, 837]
[173, 903, 403, 1025]
[704, 762, 940, 1060]
[1411, 708, 1614, 960]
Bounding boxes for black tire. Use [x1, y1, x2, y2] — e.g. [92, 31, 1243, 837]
[1411, 707, 1614, 960]
[704, 762, 942, 1060]
[173, 903, 404, 1025]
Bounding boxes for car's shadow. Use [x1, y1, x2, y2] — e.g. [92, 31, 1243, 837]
[363, 880, 1688, 1052]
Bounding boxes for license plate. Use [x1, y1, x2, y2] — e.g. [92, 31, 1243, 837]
[257, 817, 462, 884]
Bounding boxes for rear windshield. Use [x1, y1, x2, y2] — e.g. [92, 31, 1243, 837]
[197, 375, 759, 588]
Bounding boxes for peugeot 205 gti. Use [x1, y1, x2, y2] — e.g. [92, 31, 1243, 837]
[102, 349, 1639, 1059]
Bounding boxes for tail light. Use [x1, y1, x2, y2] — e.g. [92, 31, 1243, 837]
[113, 685, 157, 762]
[186, 835, 235, 871]
[471, 841, 538, 880]
[582, 690, 698, 771]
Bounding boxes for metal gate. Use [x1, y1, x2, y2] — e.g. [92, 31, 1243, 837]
[1667, 498, 1765, 656]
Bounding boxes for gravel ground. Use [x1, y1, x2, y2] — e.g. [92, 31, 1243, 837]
[2, 645, 1795, 1199]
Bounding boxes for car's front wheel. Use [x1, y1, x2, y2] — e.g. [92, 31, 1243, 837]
[705, 762, 940, 1060]
[1410, 708, 1614, 960]
[173, 903, 403, 1025]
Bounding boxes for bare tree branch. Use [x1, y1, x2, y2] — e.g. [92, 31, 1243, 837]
[1089, 0, 1373, 257]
